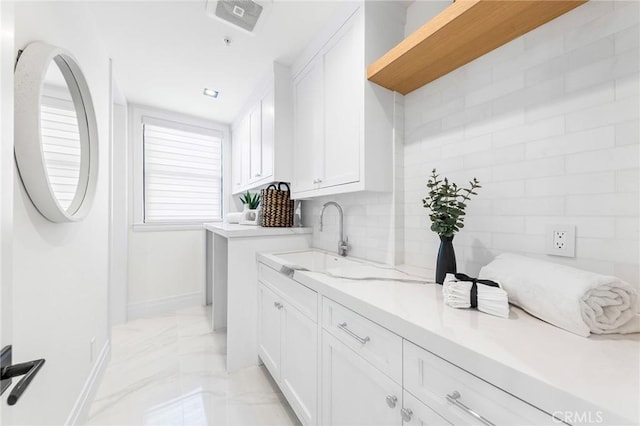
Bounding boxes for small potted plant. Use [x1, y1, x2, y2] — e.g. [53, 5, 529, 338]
[239, 191, 261, 225]
[423, 169, 481, 284]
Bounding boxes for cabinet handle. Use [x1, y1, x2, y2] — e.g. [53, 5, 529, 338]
[254, 173, 261, 178]
[400, 408, 413, 422]
[385, 395, 397, 408]
[337, 322, 370, 344]
[274, 302, 283, 310]
[446, 391, 495, 426]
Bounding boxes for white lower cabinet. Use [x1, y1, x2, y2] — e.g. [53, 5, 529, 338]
[321, 330, 402, 426]
[257, 283, 282, 380]
[257, 277, 318, 426]
[281, 301, 318, 425]
[258, 262, 556, 426]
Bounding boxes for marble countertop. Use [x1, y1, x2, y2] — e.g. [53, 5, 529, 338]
[203, 222, 312, 238]
[258, 250, 640, 425]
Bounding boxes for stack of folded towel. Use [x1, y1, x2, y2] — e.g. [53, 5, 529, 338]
[443, 273, 510, 318]
[479, 253, 640, 337]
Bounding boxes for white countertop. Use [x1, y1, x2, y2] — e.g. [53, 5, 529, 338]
[204, 222, 313, 238]
[258, 250, 640, 425]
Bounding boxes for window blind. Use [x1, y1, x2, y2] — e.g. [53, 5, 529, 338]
[143, 120, 222, 223]
[40, 94, 81, 211]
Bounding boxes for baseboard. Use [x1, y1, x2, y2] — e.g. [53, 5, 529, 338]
[65, 340, 110, 426]
[127, 292, 202, 320]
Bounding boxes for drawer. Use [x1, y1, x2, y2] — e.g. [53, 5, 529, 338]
[322, 297, 402, 383]
[403, 340, 556, 426]
[403, 390, 451, 426]
[258, 263, 318, 322]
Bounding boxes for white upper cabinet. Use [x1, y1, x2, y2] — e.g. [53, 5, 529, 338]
[291, 2, 405, 199]
[231, 63, 293, 195]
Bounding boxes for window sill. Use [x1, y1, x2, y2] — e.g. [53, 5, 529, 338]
[132, 221, 222, 232]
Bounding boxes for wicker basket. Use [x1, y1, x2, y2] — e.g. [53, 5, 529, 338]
[261, 182, 294, 227]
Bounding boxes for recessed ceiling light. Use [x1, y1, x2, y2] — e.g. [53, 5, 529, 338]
[203, 88, 220, 99]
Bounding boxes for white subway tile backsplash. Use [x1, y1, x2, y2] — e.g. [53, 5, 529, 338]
[525, 172, 616, 197]
[441, 134, 492, 158]
[615, 72, 640, 100]
[466, 74, 524, 107]
[615, 23, 639, 54]
[492, 157, 565, 181]
[492, 116, 565, 148]
[524, 126, 615, 159]
[565, 144, 639, 174]
[616, 169, 640, 192]
[615, 120, 639, 146]
[523, 1, 614, 48]
[565, 46, 639, 93]
[566, 193, 639, 216]
[492, 197, 565, 216]
[565, 93, 639, 132]
[525, 80, 615, 123]
[564, 1, 638, 51]
[526, 36, 615, 87]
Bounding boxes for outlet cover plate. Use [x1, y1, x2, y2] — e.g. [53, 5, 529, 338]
[545, 224, 576, 257]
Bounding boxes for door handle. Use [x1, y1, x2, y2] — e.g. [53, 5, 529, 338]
[0, 346, 46, 406]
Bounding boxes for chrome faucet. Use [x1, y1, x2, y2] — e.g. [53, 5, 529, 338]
[319, 201, 349, 257]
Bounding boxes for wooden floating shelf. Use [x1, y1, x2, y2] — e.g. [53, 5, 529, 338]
[367, 0, 588, 95]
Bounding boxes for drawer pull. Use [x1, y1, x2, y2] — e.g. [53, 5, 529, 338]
[274, 302, 283, 310]
[446, 391, 495, 426]
[400, 408, 413, 422]
[337, 322, 370, 344]
[385, 395, 397, 408]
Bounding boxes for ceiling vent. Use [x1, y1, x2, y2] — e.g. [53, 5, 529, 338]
[206, 0, 272, 34]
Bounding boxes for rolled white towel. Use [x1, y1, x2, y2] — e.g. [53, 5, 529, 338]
[479, 253, 640, 337]
[443, 273, 510, 318]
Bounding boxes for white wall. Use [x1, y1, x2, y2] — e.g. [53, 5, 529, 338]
[126, 104, 229, 317]
[403, 0, 639, 284]
[0, 5, 15, 424]
[11, 2, 111, 424]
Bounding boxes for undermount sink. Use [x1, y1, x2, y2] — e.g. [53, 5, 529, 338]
[275, 249, 363, 273]
[272, 249, 432, 284]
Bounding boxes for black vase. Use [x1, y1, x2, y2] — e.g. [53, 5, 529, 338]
[436, 235, 456, 284]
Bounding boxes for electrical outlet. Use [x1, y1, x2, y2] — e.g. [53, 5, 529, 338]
[546, 224, 576, 257]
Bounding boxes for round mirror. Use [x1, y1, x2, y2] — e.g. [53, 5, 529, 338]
[14, 42, 98, 223]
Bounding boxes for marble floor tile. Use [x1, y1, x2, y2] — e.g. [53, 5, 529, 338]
[86, 306, 300, 426]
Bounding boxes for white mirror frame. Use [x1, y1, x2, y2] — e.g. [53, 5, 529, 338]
[14, 42, 98, 223]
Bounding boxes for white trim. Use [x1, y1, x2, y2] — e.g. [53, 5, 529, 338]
[131, 223, 209, 232]
[65, 341, 110, 426]
[127, 292, 202, 320]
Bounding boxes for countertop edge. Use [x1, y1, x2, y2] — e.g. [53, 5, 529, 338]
[204, 223, 313, 238]
[256, 251, 636, 425]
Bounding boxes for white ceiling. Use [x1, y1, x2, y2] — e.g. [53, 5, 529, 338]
[86, 0, 343, 123]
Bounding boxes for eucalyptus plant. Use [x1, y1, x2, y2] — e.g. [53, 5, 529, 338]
[240, 191, 260, 210]
[422, 169, 481, 238]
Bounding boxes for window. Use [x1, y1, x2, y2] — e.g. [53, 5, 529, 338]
[142, 118, 222, 224]
[40, 88, 81, 211]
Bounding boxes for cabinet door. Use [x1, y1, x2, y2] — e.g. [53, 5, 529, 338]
[238, 115, 251, 188]
[402, 391, 451, 426]
[281, 304, 318, 426]
[231, 124, 243, 193]
[257, 283, 282, 380]
[249, 103, 262, 182]
[322, 331, 401, 426]
[322, 11, 362, 189]
[260, 90, 275, 180]
[293, 58, 323, 193]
